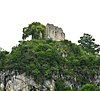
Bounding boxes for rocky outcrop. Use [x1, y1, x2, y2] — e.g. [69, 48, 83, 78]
[46, 24, 65, 41]
[0, 71, 100, 91]
[0, 72, 55, 91]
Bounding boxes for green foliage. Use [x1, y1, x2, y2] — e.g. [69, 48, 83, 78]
[80, 84, 99, 91]
[78, 33, 100, 54]
[0, 22, 100, 91]
[55, 78, 67, 91]
[1, 37, 99, 89]
[5, 39, 66, 84]
[0, 50, 9, 71]
[55, 78, 75, 91]
[22, 22, 46, 40]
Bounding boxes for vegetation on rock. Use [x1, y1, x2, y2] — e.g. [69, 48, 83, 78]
[0, 22, 100, 91]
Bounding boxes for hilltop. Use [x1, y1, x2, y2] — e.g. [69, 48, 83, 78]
[0, 22, 100, 91]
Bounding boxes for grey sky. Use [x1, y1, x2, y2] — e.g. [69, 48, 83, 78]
[0, 0, 100, 51]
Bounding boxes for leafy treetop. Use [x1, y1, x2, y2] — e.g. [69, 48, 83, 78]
[78, 33, 100, 54]
[22, 22, 46, 40]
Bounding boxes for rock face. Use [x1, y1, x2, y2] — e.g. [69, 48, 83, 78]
[46, 23, 65, 41]
[1, 73, 99, 91]
[0, 73, 55, 91]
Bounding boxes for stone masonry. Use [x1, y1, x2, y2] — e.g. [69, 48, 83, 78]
[46, 23, 65, 41]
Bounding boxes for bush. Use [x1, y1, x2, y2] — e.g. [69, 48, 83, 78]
[80, 83, 99, 91]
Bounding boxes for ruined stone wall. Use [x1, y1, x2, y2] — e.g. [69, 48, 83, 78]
[46, 23, 65, 41]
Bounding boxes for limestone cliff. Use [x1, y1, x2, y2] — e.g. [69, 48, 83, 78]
[0, 72, 55, 91]
[0, 71, 100, 91]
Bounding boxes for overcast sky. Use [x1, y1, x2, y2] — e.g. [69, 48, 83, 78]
[0, 0, 100, 51]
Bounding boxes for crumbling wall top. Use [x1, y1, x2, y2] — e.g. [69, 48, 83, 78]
[46, 23, 65, 41]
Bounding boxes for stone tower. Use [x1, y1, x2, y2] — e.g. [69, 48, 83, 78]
[46, 23, 65, 41]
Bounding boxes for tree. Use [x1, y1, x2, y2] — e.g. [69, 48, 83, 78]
[0, 51, 8, 62]
[22, 22, 46, 40]
[80, 84, 99, 91]
[78, 33, 100, 54]
[0, 49, 9, 70]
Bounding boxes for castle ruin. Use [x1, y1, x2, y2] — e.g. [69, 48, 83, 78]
[46, 23, 65, 41]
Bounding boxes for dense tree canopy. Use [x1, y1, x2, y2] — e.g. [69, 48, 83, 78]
[0, 39, 99, 90]
[22, 22, 46, 40]
[0, 49, 9, 71]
